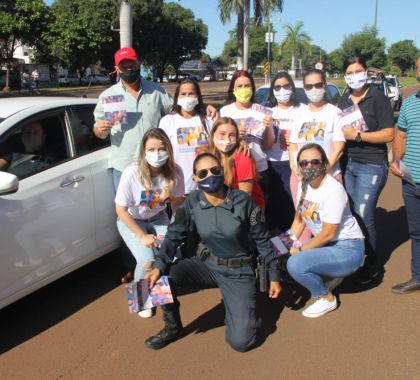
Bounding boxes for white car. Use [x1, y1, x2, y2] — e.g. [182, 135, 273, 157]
[0, 97, 120, 310]
[385, 75, 403, 111]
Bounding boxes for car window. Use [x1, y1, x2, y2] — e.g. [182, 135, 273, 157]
[254, 88, 270, 105]
[326, 85, 341, 105]
[0, 112, 69, 180]
[69, 105, 110, 156]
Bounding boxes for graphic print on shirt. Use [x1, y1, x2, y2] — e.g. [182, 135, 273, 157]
[136, 186, 170, 215]
[299, 199, 321, 226]
[176, 124, 208, 152]
[102, 95, 128, 126]
[298, 120, 326, 143]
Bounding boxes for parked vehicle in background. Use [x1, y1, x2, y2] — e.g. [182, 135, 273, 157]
[254, 80, 342, 106]
[0, 97, 120, 310]
[203, 74, 214, 81]
[368, 77, 396, 110]
[58, 74, 80, 86]
[385, 75, 403, 110]
[82, 74, 111, 86]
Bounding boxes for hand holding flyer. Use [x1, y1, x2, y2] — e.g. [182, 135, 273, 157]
[249, 104, 273, 140]
[102, 95, 128, 126]
[338, 104, 368, 132]
[270, 229, 302, 257]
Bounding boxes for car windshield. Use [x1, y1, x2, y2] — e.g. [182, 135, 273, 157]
[0, 118, 5, 123]
[386, 78, 396, 86]
[372, 82, 384, 91]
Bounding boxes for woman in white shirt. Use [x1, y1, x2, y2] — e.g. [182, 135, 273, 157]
[289, 69, 345, 182]
[115, 128, 185, 317]
[219, 70, 274, 195]
[265, 72, 306, 232]
[159, 78, 213, 194]
[286, 143, 364, 318]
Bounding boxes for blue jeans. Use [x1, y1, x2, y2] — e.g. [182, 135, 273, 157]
[287, 239, 365, 297]
[113, 168, 137, 270]
[344, 159, 388, 265]
[402, 180, 420, 282]
[117, 214, 169, 281]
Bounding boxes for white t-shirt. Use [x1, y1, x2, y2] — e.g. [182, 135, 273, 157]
[297, 175, 364, 241]
[159, 113, 213, 194]
[290, 103, 345, 174]
[220, 103, 268, 172]
[115, 162, 185, 220]
[267, 103, 307, 162]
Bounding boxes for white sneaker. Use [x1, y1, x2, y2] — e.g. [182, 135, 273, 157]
[302, 296, 337, 318]
[138, 308, 153, 318]
[325, 277, 344, 292]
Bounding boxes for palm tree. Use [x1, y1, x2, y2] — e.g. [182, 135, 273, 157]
[280, 21, 311, 78]
[219, 0, 283, 71]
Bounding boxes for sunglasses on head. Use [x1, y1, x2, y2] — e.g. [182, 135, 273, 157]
[298, 159, 323, 168]
[274, 84, 291, 91]
[303, 82, 324, 90]
[195, 166, 223, 180]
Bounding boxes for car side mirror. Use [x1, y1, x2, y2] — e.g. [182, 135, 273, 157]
[0, 171, 19, 195]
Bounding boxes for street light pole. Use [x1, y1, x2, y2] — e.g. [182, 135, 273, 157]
[267, 17, 271, 81]
[374, 0, 378, 31]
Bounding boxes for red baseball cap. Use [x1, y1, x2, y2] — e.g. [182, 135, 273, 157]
[114, 47, 138, 66]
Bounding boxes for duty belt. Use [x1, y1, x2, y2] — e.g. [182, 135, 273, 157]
[206, 252, 253, 268]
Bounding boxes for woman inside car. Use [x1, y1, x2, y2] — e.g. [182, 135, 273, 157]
[114, 128, 184, 318]
[286, 143, 365, 318]
[338, 53, 394, 284]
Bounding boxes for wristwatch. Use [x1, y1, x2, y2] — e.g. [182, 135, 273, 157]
[355, 131, 362, 143]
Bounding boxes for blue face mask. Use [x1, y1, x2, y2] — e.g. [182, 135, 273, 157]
[197, 175, 224, 193]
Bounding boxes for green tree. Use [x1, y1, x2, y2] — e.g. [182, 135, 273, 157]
[218, 0, 283, 70]
[279, 21, 311, 76]
[388, 40, 418, 76]
[147, 2, 207, 82]
[0, 0, 49, 91]
[327, 49, 345, 74]
[340, 26, 386, 69]
[46, 0, 119, 72]
[221, 20, 276, 72]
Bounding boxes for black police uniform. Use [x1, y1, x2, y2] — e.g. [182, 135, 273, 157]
[146, 186, 280, 353]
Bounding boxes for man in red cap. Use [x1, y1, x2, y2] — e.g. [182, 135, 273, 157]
[93, 47, 174, 282]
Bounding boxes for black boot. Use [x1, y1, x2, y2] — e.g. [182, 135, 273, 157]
[144, 302, 184, 350]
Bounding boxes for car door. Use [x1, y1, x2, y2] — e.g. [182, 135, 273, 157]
[0, 107, 96, 309]
[67, 104, 120, 253]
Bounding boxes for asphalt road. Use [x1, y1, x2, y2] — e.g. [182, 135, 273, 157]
[0, 84, 419, 380]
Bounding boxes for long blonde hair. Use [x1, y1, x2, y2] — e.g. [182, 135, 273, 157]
[208, 117, 259, 186]
[138, 128, 177, 190]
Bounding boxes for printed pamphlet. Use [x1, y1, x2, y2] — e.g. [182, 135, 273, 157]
[338, 104, 368, 132]
[249, 104, 273, 139]
[102, 95, 128, 126]
[397, 159, 415, 185]
[125, 275, 174, 313]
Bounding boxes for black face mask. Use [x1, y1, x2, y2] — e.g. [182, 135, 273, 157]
[119, 69, 140, 84]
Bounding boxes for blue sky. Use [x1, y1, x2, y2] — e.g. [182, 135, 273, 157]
[45, 0, 420, 57]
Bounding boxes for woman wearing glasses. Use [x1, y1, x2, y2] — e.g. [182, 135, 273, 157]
[207, 117, 265, 208]
[289, 69, 345, 182]
[286, 143, 365, 318]
[265, 72, 307, 232]
[144, 152, 281, 352]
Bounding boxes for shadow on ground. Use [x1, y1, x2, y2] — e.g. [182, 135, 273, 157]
[0, 250, 121, 354]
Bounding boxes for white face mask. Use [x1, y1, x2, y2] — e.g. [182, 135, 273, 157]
[145, 151, 168, 168]
[177, 97, 198, 112]
[213, 138, 236, 153]
[273, 88, 293, 104]
[344, 71, 368, 90]
[305, 88, 325, 104]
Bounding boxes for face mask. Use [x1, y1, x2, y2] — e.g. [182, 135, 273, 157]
[119, 69, 140, 84]
[145, 151, 168, 168]
[345, 71, 368, 90]
[273, 88, 293, 104]
[300, 166, 324, 183]
[213, 138, 236, 153]
[197, 174, 225, 193]
[305, 88, 325, 104]
[233, 88, 253, 103]
[177, 97, 198, 112]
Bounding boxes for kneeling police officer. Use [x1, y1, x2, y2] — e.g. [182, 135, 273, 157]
[144, 152, 281, 353]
